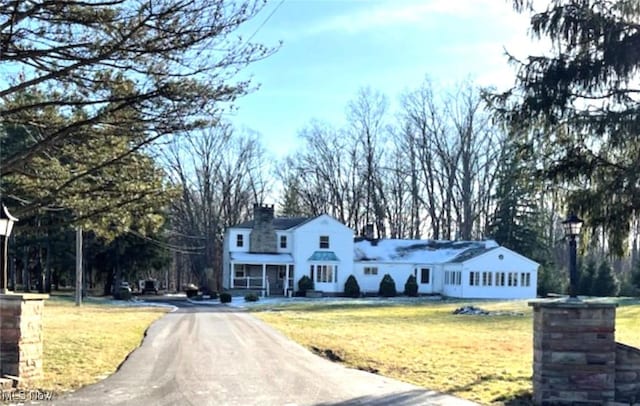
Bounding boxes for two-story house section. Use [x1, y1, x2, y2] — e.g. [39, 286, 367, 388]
[222, 204, 354, 296]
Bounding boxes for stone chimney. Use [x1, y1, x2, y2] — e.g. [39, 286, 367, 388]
[249, 204, 277, 253]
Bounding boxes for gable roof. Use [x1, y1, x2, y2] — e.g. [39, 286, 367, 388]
[293, 213, 354, 233]
[354, 239, 500, 264]
[230, 216, 312, 230]
[460, 245, 541, 268]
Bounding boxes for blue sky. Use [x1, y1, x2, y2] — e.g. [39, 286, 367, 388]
[227, 0, 539, 158]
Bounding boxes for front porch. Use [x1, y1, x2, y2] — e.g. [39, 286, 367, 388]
[229, 253, 294, 297]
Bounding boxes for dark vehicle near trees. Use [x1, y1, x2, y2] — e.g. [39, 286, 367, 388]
[142, 279, 159, 295]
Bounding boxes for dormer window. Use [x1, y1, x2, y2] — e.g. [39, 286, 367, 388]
[319, 235, 329, 249]
[236, 234, 244, 247]
[280, 235, 287, 249]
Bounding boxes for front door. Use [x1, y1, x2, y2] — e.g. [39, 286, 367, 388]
[266, 266, 282, 296]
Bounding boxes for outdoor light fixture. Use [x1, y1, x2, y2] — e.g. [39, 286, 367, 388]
[0, 203, 18, 294]
[562, 213, 583, 299]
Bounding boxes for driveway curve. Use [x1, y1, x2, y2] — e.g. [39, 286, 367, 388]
[50, 302, 478, 406]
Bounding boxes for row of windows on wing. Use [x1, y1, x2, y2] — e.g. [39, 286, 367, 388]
[467, 271, 532, 287]
[361, 268, 532, 288]
[235, 234, 331, 249]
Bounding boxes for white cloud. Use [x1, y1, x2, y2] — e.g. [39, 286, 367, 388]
[303, 0, 517, 36]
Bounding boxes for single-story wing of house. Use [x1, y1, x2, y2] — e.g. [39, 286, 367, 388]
[353, 238, 539, 299]
[222, 204, 539, 299]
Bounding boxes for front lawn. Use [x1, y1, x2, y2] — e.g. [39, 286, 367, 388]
[42, 296, 169, 394]
[253, 298, 640, 405]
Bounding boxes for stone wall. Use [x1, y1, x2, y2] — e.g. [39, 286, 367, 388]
[616, 342, 640, 404]
[249, 204, 277, 253]
[529, 299, 617, 405]
[0, 293, 48, 388]
[530, 299, 640, 405]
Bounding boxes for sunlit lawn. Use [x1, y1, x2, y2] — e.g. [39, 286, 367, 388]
[42, 296, 169, 394]
[253, 298, 640, 405]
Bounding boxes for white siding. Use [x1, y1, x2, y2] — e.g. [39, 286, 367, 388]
[292, 215, 354, 293]
[222, 230, 231, 289]
[229, 229, 250, 253]
[352, 263, 413, 293]
[457, 247, 538, 299]
[276, 231, 293, 254]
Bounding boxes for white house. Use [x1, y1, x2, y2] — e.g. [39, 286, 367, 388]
[353, 239, 539, 299]
[222, 205, 354, 296]
[222, 205, 539, 299]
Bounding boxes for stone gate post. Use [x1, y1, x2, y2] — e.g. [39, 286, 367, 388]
[0, 293, 49, 388]
[529, 299, 617, 405]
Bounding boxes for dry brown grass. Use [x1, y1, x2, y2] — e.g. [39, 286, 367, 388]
[41, 297, 168, 393]
[254, 299, 640, 405]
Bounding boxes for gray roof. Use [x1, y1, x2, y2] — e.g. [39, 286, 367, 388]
[354, 239, 500, 264]
[231, 217, 312, 230]
[448, 246, 498, 263]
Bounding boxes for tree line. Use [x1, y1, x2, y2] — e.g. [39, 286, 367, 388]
[2, 0, 640, 297]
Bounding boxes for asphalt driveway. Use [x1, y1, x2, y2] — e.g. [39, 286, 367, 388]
[49, 301, 478, 406]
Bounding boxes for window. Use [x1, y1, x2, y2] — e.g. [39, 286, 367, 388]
[319, 235, 330, 249]
[236, 234, 244, 247]
[445, 271, 461, 285]
[314, 265, 335, 283]
[521, 272, 531, 287]
[280, 235, 287, 249]
[310, 265, 314, 281]
[482, 272, 492, 286]
[469, 271, 480, 286]
[234, 265, 246, 278]
[364, 266, 378, 276]
[508, 272, 518, 287]
[496, 272, 506, 286]
[420, 268, 430, 284]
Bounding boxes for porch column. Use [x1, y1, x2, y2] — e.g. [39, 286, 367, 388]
[230, 262, 234, 289]
[284, 264, 289, 296]
[262, 263, 266, 297]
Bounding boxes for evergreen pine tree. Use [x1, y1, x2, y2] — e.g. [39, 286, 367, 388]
[497, 1, 640, 255]
[592, 261, 619, 297]
[537, 264, 566, 297]
[487, 134, 548, 262]
[578, 260, 597, 296]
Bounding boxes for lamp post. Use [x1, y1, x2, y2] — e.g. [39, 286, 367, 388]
[0, 203, 18, 294]
[562, 213, 583, 299]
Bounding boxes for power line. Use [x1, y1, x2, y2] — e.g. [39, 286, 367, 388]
[126, 229, 206, 255]
[244, 0, 286, 45]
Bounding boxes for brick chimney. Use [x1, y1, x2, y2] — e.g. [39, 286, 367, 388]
[249, 204, 277, 253]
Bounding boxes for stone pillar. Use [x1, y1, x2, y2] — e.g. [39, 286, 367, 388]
[0, 293, 49, 388]
[529, 299, 617, 405]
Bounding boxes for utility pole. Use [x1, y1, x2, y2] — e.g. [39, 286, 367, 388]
[75, 226, 83, 306]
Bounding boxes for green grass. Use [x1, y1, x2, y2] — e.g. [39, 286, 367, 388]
[42, 296, 169, 393]
[253, 298, 640, 405]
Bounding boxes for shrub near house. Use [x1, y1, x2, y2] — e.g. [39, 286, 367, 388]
[404, 275, 418, 297]
[379, 274, 397, 297]
[298, 275, 314, 296]
[344, 275, 361, 298]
